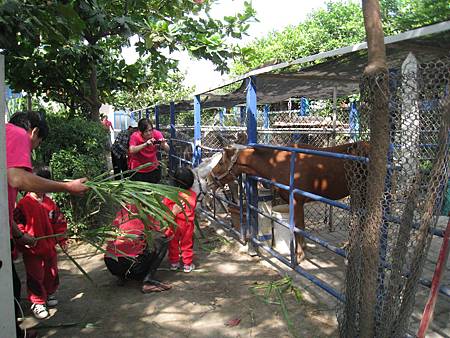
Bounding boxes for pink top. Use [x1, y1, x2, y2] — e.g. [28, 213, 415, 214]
[6, 123, 32, 230]
[105, 205, 160, 258]
[128, 129, 164, 173]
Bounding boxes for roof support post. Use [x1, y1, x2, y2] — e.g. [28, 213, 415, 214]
[154, 105, 161, 160]
[245, 76, 258, 256]
[138, 110, 142, 120]
[240, 106, 245, 127]
[0, 54, 17, 338]
[154, 105, 160, 130]
[246, 76, 257, 144]
[193, 95, 202, 167]
[145, 108, 150, 119]
[300, 97, 309, 116]
[169, 102, 176, 173]
[263, 104, 270, 144]
[349, 102, 359, 141]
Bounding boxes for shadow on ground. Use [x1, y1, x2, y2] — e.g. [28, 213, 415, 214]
[16, 221, 338, 338]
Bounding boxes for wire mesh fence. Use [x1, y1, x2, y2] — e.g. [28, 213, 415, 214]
[338, 54, 450, 337]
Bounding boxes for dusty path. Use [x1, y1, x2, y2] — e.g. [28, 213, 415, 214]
[17, 220, 338, 338]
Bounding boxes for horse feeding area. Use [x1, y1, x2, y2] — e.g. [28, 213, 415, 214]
[1, 2, 450, 338]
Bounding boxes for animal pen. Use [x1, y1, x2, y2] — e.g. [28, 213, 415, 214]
[127, 22, 450, 337]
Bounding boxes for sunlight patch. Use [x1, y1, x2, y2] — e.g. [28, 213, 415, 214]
[71, 292, 84, 301]
[217, 262, 239, 274]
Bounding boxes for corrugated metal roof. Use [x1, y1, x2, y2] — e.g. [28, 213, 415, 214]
[150, 21, 450, 114]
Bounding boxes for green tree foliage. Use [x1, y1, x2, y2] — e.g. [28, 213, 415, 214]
[114, 71, 194, 111]
[233, 0, 449, 75]
[1, 0, 256, 120]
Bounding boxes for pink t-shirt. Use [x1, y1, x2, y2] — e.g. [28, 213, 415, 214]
[6, 123, 32, 229]
[128, 129, 164, 173]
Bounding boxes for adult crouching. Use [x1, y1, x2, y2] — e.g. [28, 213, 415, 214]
[104, 206, 172, 293]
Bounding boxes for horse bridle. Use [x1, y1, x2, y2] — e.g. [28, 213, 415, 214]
[209, 149, 242, 203]
[210, 149, 241, 185]
[195, 172, 207, 204]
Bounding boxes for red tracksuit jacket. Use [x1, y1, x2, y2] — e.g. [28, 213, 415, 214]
[14, 193, 67, 257]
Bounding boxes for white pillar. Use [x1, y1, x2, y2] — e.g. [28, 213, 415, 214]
[400, 52, 420, 184]
[0, 54, 17, 337]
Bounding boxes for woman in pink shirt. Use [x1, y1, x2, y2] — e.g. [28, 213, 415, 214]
[128, 118, 169, 183]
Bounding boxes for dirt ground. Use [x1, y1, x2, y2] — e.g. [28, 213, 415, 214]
[17, 219, 338, 338]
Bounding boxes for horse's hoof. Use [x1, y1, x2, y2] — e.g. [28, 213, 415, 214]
[296, 251, 306, 263]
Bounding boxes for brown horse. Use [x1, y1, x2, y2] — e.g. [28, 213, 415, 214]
[208, 141, 369, 262]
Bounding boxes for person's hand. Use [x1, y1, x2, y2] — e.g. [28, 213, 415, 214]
[146, 139, 153, 146]
[17, 233, 37, 247]
[66, 178, 89, 196]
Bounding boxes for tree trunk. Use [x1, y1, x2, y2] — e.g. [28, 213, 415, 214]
[27, 93, 32, 110]
[359, 0, 389, 337]
[88, 61, 101, 121]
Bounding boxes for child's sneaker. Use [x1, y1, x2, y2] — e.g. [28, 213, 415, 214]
[46, 294, 58, 307]
[183, 264, 195, 273]
[170, 263, 180, 271]
[31, 303, 49, 319]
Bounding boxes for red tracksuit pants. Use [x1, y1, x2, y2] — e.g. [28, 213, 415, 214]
[23, 253, 59, 305]
[168, 222, 194, 265]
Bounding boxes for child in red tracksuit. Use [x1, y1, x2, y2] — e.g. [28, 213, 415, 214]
[13, 167, 67, 320]
[164, 167, 197, 273]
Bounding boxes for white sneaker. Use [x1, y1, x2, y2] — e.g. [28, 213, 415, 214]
[183, 264, 195, 273]
[47, 294, 58, 307]
[31, 303, 49, 319]
[170, 263, 180, 271]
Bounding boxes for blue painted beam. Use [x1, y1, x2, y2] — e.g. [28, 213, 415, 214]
[240, 106, 245, 127]
[245, 76, 258, 252]
[169, 102, 176, 172]
[154, 105, 160, 130]
[193, 95, 202, 167]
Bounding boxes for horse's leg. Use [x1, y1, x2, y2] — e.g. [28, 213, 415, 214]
[294, 201, 306, 262]
[228, 181, 239, 203]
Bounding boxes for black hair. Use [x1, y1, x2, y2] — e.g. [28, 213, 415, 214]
[172, 167, 194, 189]
[9, 110, 49, 140]
[138, 118, 153, 133]
[33, 165, 52, 180]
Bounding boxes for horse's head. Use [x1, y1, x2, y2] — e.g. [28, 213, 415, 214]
[194, 152, 223, 179]
[207, 144, 247, 190]
[191, 152, 223, 203]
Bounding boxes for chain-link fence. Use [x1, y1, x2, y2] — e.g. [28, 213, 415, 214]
[197, 99, 361, 233]
[339, 54, 450, 337]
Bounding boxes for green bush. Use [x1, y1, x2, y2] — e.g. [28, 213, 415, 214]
[37, 115, 109, 170]
[34, 115, 110, 228]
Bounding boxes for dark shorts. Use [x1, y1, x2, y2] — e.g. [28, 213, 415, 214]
[104, 233, 168, 282]
[131, 166, 162, 184]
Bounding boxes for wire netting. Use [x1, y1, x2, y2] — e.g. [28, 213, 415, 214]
[338, 54, 450, 337]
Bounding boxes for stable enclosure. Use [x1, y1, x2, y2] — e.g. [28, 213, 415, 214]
[127, 22, 450, 337]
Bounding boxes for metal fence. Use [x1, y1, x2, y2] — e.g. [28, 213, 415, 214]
[126, 53, 449, 338]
